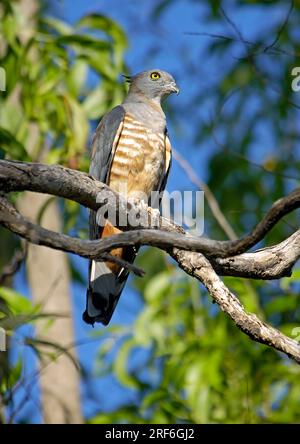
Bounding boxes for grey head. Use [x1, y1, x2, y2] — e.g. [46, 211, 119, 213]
[124, 69, 179, 104]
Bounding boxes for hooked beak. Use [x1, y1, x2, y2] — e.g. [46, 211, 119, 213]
[168, 82, 180, 95]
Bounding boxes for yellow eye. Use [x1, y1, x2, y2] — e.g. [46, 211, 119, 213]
[150, 71, 161, 80]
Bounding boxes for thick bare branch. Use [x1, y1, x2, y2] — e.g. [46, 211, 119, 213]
[1, 159, 299, 258]
[0, 159, 107, 211]
[1, 159, 300, 364]
[0, 197, 145, 276]
[0, 195, 299, 281]
[211, 230, 300, 279]
[172, 249, 300, 364]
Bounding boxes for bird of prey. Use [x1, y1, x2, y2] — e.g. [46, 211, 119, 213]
[83, 69, 179, 326]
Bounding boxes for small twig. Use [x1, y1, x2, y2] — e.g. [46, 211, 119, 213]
[100, 252, 145, 277]
[0, 241, 28, 285]
[173, 148, 237, 240]
[184, 31, 300, 58]
[223, 147, 299, 182]
[220, 5, 247, 53]
[263, 0, 294, 53]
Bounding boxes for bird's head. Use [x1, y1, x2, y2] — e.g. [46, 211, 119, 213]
[125, 69, 179, 103]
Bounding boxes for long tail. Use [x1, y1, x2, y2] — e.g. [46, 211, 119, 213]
[83, 221, 136, 326]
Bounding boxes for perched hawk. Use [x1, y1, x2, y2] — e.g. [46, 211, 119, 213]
[84, 69, 179, 326]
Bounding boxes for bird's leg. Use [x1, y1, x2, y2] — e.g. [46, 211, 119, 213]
[127, 192, 149, 211]
[148, 207, 160, 228]
[127, 197, 146, 212]
[127, 193, 160, 228]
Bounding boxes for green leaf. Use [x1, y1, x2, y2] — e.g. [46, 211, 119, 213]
[62, 93, 89, 155]
[56, 35, 111, 52]
[77, 14, 127, 49]
[67, 60, 88, 97]
[40, 16, 74, 36]
[0, 127, 30, 160]
[265, 295, 299, 316]
[0, 287, 35, 316]
[144, 271, 171, 303]
[0, 357, 23, 394]
[281, 268, 300, 290]
[82, 86, 107, 119]
[113, 338, 140, 389]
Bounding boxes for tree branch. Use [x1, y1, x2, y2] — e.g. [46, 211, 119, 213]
[1, 195, 299, 281]
[210, 230, 300, 279]
[0, 197, 145, 276]
[1, 160, 299, 258]
[172, 249, 300, 363]
[0, 192, 300, 279]
[1, 159, 300, 364]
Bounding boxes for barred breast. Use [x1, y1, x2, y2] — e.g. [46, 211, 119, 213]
[108, 113, 167, 199]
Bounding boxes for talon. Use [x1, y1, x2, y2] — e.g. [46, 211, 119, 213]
[128, 197, 140, 208]
[128, 197, 148, 211]
[148, 207, 160, 228]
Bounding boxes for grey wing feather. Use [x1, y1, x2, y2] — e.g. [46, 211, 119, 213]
[160, 130, 172, 194]
[89, 105, 125, 241]
[84, 105, 127, 326]
[153, 130, 172, 209]
[89, 105, 125, 182]
[159, 157, 171, 194]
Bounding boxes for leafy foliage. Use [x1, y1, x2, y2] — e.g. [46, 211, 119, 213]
[0, 3, 127, 167]
[0, 0, 128, 422]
